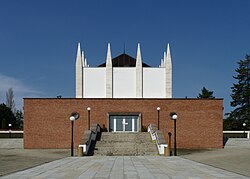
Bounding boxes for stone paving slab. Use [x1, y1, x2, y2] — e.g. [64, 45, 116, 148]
[1, 156, 249, 179]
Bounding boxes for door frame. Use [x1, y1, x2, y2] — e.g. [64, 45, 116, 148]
[107, 112, 142, 132]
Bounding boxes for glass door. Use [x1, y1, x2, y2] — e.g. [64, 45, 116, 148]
[115, 116, 123, 132]
[109, 115, 138, 132]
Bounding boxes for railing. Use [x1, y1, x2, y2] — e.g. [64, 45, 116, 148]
[79, 124, 101, 156]
[223, 131, 250, 139]
[148, 124, 167, 155]
[0, 130, 23, 138]
[0, 130, 23, 133]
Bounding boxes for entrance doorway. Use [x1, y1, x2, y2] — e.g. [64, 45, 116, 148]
[109, 115, 138, 132]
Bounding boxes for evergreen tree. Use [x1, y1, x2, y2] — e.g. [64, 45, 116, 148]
[0, 103, 16, 129]
[197, 87, 215, 99]
[227, 55, 250, 126]
[15, 110, 23, 129]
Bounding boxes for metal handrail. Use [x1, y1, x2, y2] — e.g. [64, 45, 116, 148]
[81, 124, 101, 156]
[148, 124, 167, 155]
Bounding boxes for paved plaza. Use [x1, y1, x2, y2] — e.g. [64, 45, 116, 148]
[0, 138, 250, 178]
[1, 156, 249, 179]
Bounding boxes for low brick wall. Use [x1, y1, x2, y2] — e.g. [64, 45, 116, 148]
[24, 98, 223, 149]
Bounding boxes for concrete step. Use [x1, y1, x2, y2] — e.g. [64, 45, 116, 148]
[94, 147, 158, 156]
[94, 132, 158, 156]
[95, 141, 156, 148]
[99, 133, 152, 141]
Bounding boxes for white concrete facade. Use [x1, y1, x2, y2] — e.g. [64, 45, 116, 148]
[113, 68, 136, 98]
[75, 43, 172, 98]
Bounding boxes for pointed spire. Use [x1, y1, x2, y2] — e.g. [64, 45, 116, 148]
[76, 42, 83, 98]
[160, 59, 164, 67]
[163, 51, 167, 67]
[136, 43, 143, 98]
[106, 43, 112, 67]
[81, 51, 85, 67]
[165, 43, 172, 98]
[84, 58, 87, 67]
[167, 43, 171, 61]
[106, 43, 113, 98]
[76, 43, 82, 66]
[136, 43, 142, 67]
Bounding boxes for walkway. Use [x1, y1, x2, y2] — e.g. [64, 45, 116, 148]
[1, 156, 248, 179]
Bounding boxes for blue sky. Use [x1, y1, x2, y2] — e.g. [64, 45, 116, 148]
[0, 0, 250, 115]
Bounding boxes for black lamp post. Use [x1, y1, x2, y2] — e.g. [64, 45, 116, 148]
[157, 107, 160, 130]
[87, 107, 91, 130]
[243, 122, 246, 138]
[170, 112, 178, 156]
[69, 112, 79, 157]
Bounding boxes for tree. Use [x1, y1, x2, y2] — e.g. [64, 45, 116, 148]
[15, 110, 23, 129]
[6, 88, 15, 113]
[0, 103, 16, 129]
[226, 55, 250, 129]
[197, 87, 215, 99]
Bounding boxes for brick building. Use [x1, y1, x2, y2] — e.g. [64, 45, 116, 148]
[24, 43, 223, 149]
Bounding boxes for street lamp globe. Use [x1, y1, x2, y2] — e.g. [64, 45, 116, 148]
[172, 114, 177, 120]
[70, 116, 76, 121]
[243, 123, 246, 127]
[157, 107, 160, 111]
[170, 112, 178, 120]
[87, 107, 91, 111]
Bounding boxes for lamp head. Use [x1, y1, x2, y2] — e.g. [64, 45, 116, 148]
[70, 112, 79, 121]
[87, 107, 91, 111]
[157, 107, 160, 111]
[243, 123, 246, 127]
[70, 116, 75, 121]
[170, 112, 178, 120]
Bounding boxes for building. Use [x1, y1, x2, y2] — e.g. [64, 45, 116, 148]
[76, 43, 172, 99]
[23, 43, 223, 150]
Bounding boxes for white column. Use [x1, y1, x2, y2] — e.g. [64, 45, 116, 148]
[122, 118, 126, 131]
[106, 43, 113, 98]
[76, 43, 83, 98]
[81, 51, 85, 67]
[132, 118, 135, 132]
[81, 51, 85, 97]
[114, 118, 116, 132]
[136, 43, 143, 98]
[164, 44, 172, 98]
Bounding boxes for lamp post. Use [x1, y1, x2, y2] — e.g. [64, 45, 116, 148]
[243, 123, 246, 138]
[157, 107, 160, 130]
[87, 107, 91, 130]
[69, 112, 79, 157]
[8, 124, 12, 138]
[170, 112, 178, 156]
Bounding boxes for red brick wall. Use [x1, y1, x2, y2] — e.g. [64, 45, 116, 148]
[24, 98, 223, 149]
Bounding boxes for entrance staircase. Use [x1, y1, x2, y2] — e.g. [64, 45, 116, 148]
[94, 132, 158, 156]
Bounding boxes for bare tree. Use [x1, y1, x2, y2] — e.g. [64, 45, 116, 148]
[6, 88, 15, 113]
